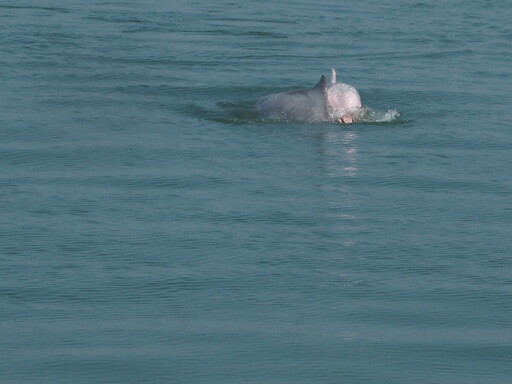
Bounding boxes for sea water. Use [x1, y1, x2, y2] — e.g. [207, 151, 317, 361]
[1, 1, 511, 383]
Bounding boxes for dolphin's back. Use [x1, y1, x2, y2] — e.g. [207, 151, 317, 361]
[256, 76, 328, 122]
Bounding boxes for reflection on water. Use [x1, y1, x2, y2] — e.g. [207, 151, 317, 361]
[323, 130, 359, 178]
[341, 131, 358, 177]
[316, 130, 360, 248]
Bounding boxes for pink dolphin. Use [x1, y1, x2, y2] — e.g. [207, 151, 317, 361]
[256, 68, 362, 124]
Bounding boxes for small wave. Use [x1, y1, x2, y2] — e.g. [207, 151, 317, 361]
[0, 5, 68, 13]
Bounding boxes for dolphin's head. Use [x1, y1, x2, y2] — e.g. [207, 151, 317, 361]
[326, 82, 362, 123]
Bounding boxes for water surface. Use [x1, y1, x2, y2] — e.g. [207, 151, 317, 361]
[1, 1, 511, 383]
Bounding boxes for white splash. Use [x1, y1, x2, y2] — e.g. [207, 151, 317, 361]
[355, 107, 401, 123]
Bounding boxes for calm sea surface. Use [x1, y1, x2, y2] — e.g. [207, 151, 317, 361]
[1, 1, 511, 383]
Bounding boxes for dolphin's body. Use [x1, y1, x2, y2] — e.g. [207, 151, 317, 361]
[256, 68, 361, 124]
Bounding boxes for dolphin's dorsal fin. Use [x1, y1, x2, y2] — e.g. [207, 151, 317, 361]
[313, 75, 328, 93]
[330, 68, 336, 84]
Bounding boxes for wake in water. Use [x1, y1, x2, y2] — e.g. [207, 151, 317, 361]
[184, 100, 401, 125]
[204, 102, 402, 125]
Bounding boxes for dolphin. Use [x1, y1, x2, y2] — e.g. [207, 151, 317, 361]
[256, 68, 362, 124]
